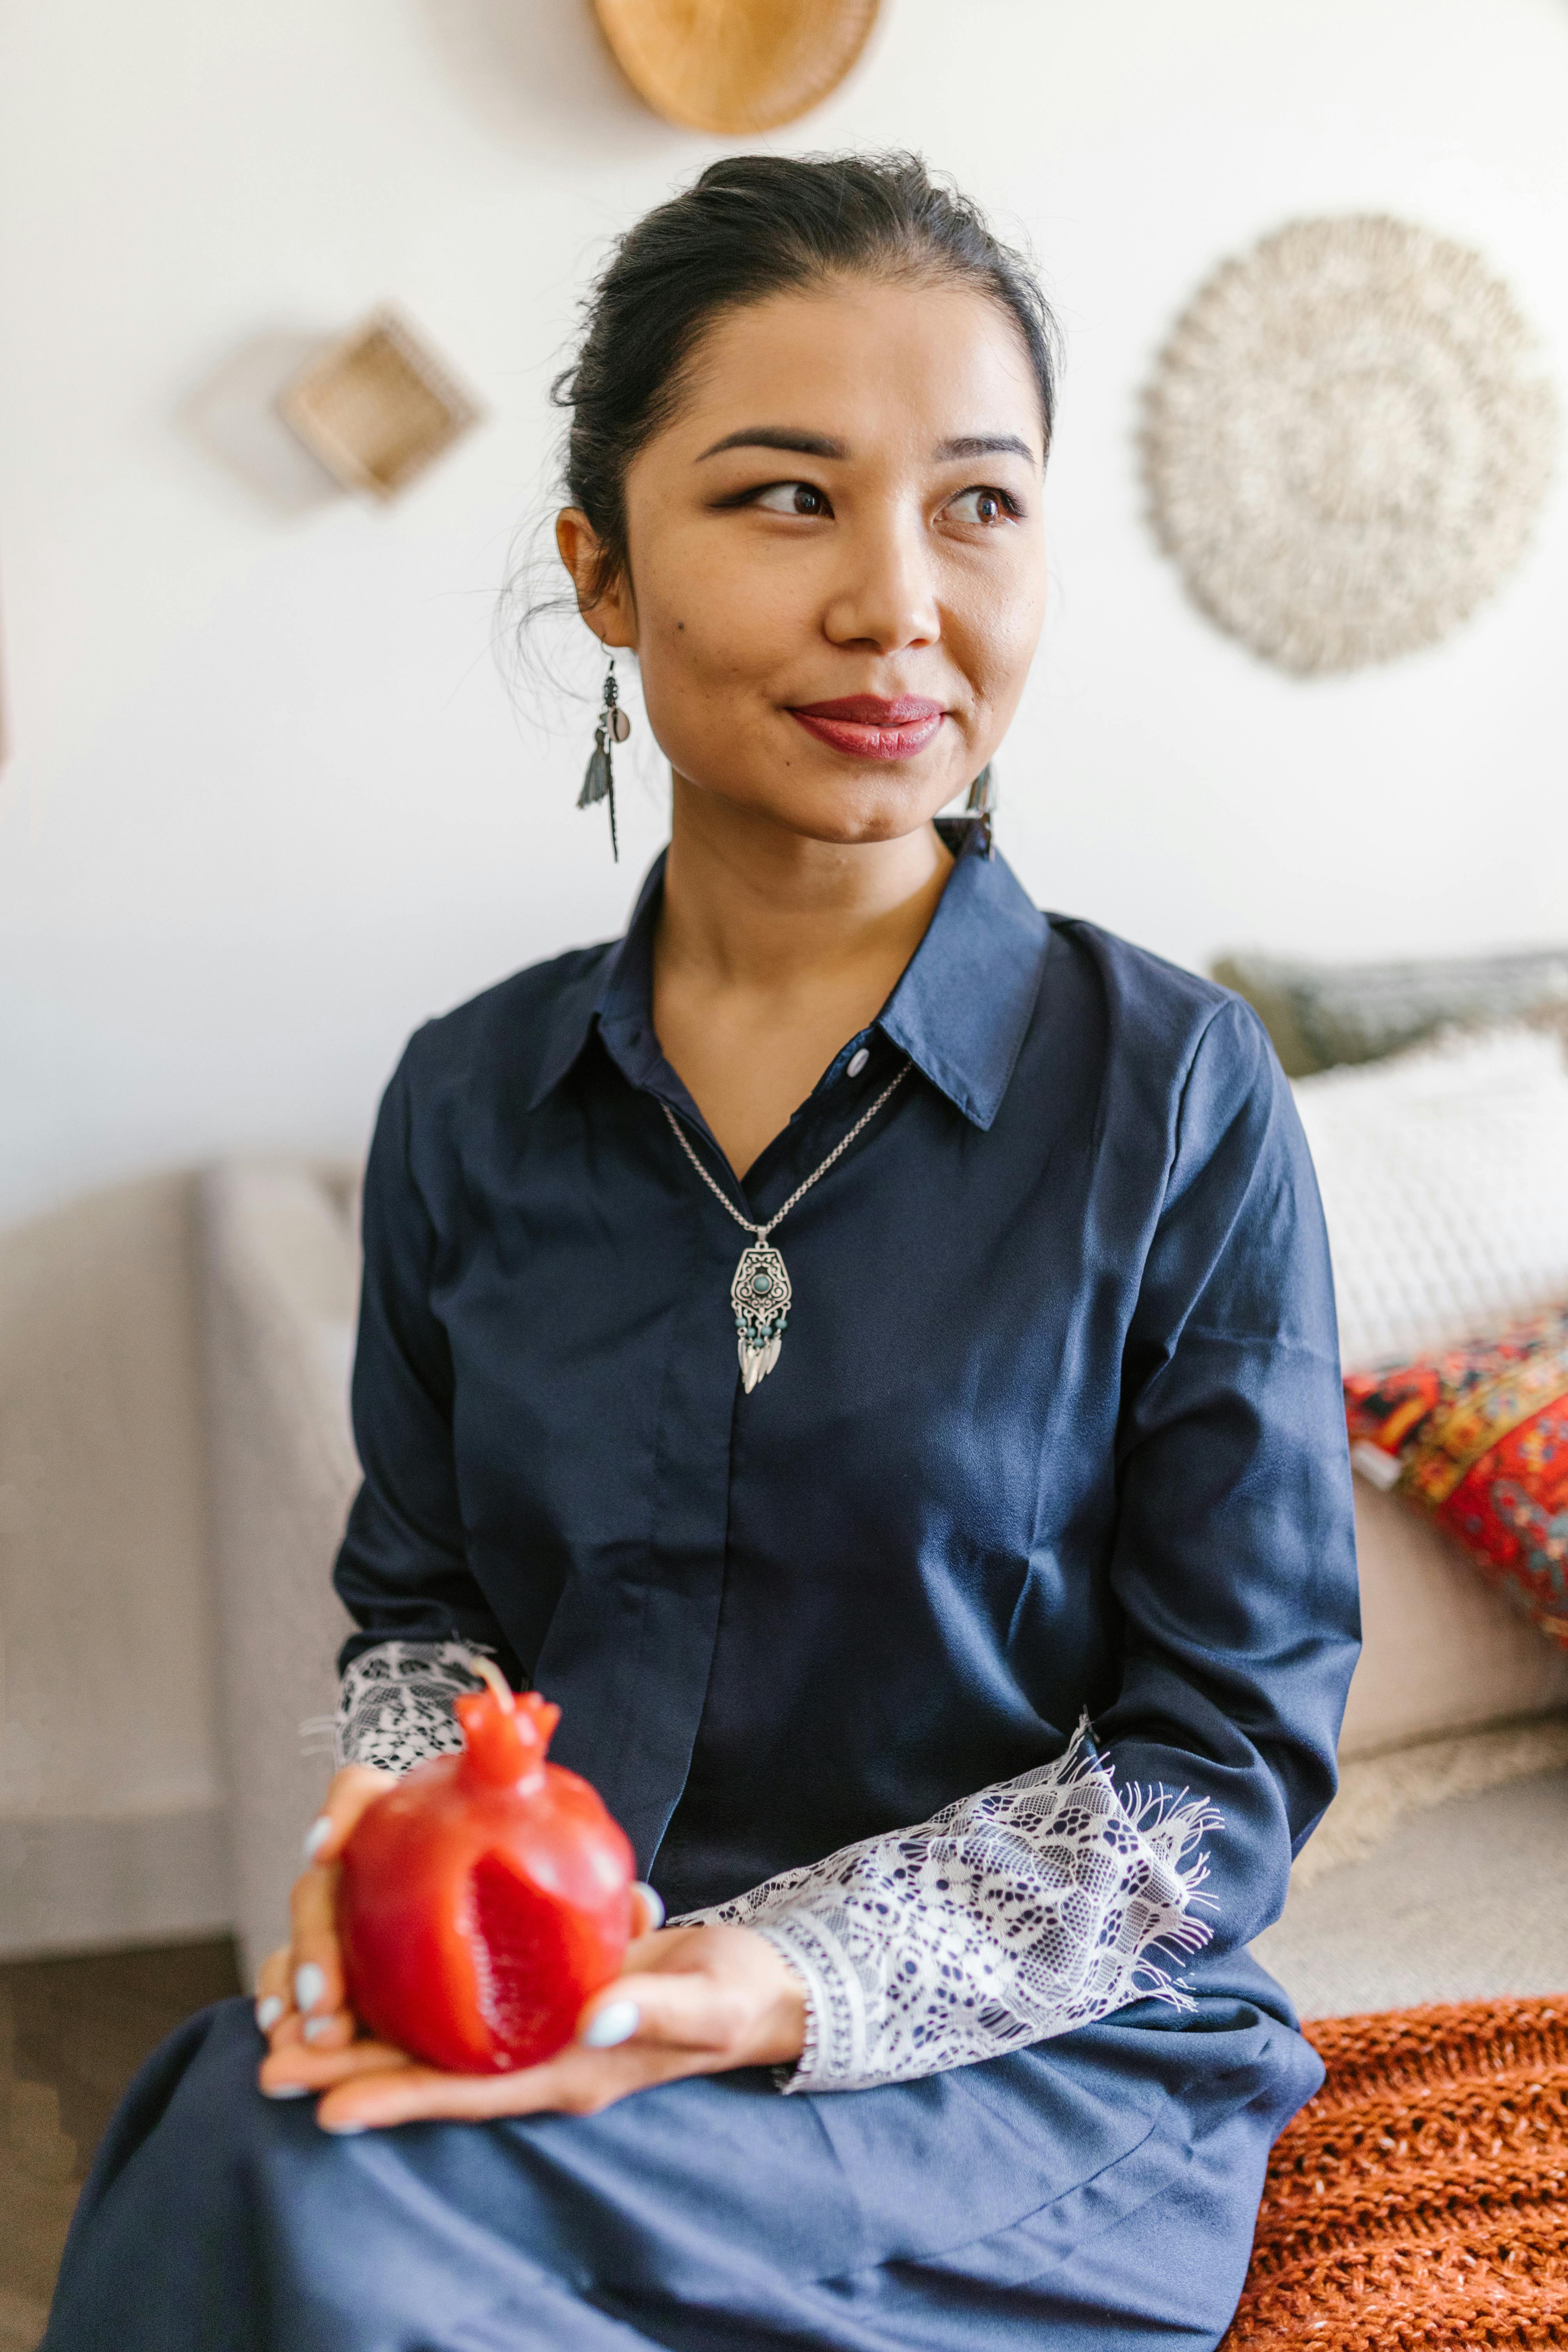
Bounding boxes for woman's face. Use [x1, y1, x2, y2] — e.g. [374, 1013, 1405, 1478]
[560, 275, 1049, 847]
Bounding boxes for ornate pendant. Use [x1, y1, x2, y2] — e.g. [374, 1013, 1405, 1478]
[731, 1239, 791, 1393]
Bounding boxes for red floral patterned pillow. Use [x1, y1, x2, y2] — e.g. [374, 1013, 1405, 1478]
[1344, 1303, 1568, 1654]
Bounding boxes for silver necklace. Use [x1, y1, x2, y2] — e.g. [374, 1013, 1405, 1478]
[661, 1059, 912, 1393]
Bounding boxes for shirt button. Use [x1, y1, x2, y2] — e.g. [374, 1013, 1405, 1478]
[847, 1048, 870, 1077]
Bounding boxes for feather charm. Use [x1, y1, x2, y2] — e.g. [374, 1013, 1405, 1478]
[578, 730, 612, 809]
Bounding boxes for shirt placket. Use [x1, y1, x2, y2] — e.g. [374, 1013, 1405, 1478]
[554, 1027, 890, 1873]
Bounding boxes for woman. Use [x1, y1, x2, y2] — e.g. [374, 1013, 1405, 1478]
[46, 153, 1358, 2352]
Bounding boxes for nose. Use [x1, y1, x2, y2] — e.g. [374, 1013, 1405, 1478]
[820, 506, 941, 656]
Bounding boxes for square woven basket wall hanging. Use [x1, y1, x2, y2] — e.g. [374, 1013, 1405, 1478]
[278, 309, 482, 501]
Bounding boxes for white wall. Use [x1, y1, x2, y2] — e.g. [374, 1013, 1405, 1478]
[3, 0, 1566, 1228]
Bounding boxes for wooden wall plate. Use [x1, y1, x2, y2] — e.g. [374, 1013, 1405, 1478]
[593, 0, 881, 133]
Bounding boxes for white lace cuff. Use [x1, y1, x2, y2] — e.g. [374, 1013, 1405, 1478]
[334, 1639, 487, 1773]
[691, 1718, 1218, 2095]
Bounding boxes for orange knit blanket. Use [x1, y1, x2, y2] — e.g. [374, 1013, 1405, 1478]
[1224, 1996, 1568, 2350]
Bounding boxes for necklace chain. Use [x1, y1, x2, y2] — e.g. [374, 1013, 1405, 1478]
[661, 1057, 912, 1243]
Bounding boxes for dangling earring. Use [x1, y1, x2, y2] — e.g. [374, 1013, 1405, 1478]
[578, 656, 630, 862]
[966, 762, 997, 858]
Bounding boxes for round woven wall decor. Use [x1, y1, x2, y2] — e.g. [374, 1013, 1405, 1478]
[1141, 216, 1558, 675]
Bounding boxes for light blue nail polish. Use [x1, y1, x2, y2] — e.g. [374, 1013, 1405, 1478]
[632, 1881, 666, 1931]
[263, 2082, 311, 2100]
[255, 1995, 284, 2033]
[302, 1816, 333, 1863]
[582, 1999, 640, 2049]
[294, 1963, 327, 2014]
[303, 2015, 335, 2044]
[322, 2119, 368, 2135]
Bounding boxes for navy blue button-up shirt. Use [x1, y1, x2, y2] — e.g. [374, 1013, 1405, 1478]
[336, 817, 1358, 1964]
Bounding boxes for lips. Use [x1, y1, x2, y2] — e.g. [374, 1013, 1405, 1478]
[788, 695, 945, 762]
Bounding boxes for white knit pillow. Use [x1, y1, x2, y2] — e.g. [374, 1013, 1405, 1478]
[1291, 1026, 1568, 1372]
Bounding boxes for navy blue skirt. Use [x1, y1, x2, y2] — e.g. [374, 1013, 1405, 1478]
[43, 1977, 1318, 2352]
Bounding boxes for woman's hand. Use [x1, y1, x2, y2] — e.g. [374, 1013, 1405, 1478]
[257, 1919, 807, 2133]
[253, 1764, 398, 2062]
[253, 1771, 806, 2129]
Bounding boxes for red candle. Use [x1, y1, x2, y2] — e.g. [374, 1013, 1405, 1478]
[337, 1660, 635, 2073]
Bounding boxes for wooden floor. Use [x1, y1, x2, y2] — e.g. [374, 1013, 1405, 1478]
[0, 1938, 242, 2350]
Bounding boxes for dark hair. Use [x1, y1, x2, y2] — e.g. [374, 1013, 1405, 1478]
[552, 151, 1061, 611]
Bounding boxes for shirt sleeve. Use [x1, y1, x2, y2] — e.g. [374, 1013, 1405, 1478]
[687, 1716, 1217, 2093]
[332, 1049, 518, 1676]
[335, 1638, 486, 1772]
[1095, 996, 1359, 1945]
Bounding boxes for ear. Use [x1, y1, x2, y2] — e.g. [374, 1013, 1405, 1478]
[556, 509, 637, 651]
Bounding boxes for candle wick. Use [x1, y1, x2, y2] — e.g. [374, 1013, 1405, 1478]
[464, 1653, 515, 1711]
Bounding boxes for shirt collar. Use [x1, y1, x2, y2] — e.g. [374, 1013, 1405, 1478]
[877, 819, 1049, 1128]
[527, 816, 1049, 1131]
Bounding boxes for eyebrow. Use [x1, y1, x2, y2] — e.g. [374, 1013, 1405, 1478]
[696, 428, 847, 461]
[934, 433, 1037, 465]
[695, 427, 1039, 466]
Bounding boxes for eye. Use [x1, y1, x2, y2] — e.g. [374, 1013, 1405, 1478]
[751, 481, 832, 518]
[946, 485, 1020, 526]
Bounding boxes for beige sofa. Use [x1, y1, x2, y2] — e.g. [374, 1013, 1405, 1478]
[201, 1161, 360, 1983]
[0, 1164, 357, 1978]
[0, 1174, 228, 1959]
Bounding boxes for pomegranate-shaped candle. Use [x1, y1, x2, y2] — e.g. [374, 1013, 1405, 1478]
[337, 1659, 635, 2073]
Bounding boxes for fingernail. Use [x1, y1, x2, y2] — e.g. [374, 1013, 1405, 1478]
[632, 1881, 666, 1931]
[302, 1816, 333, 1863]
[294, 1963, 327, 2014]
[263, 2082, 311, 2100]
[255, 1995, 285, 2033]
[321, 2118, 368, 2135]
[303, 2015, 336, 2043]
[582, 1999, 640, 2048]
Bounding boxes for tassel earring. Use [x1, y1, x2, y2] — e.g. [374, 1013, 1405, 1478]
[965, 762, 997, 858]
[578, 657, 630, 862]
